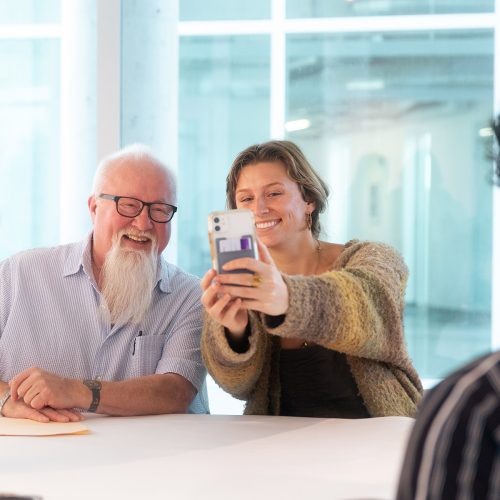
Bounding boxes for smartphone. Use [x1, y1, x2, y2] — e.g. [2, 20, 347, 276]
[208, 209, 258, 275]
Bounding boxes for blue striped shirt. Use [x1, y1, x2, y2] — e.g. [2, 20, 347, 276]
[0, 233, 208, 414]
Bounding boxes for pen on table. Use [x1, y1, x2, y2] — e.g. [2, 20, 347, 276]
[132, 330, 143, 355]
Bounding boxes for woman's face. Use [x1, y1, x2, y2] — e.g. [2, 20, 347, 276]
[234, 161, 314, 249]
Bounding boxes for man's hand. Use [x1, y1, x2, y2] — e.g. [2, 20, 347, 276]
[9, 367, 87, 412]
[1, 395, 82, 422]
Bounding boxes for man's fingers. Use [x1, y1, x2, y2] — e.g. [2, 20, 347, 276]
[57, 408, 84, 421]
[39, 407, 71, 423]
[28, 392, 47, 410]
[9, 373, 30, 401]
[23, 407, 50, 423]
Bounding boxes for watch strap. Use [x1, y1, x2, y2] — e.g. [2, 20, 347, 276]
[0, 388, 11, 417]
[83, 379, 102, 413]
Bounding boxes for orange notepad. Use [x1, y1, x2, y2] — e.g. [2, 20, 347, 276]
[0, 417, 89, 436]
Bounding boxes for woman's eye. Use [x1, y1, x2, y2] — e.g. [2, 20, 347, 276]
[238, 197, 252, 203]
[268, 191, 282, 197]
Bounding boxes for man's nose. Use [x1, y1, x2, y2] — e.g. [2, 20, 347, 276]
[133, 206, 154, 230]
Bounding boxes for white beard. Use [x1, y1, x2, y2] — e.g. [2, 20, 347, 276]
[100, 231, 158, 326]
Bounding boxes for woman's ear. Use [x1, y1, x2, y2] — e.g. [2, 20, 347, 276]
[306, 200, 316, 213]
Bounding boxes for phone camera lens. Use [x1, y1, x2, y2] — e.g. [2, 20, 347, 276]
[215, 225, 220, 231]
[214, 217, 220, 223]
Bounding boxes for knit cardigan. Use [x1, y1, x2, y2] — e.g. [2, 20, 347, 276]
[201, 240, 423, 417]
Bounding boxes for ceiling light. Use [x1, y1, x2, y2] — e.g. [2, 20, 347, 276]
[479, 127, 493, 137]
[346, 80, 385, 91]
[285, 119, 311, 132]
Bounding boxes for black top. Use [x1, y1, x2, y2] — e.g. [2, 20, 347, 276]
[279, 344, 370, 418]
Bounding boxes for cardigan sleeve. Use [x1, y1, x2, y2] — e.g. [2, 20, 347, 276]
[201, 311, 269, 400]
[263, 241, 410, 367]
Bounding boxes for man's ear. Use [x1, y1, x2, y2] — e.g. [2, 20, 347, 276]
[88, 195, 97, 224]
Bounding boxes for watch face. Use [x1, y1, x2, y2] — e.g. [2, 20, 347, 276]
[84, 379, 102, 390]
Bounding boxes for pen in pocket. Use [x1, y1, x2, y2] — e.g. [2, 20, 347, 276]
[132, 330, 143, 355]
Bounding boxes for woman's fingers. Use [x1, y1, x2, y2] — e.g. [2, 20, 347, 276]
[213, 272, 256, 288]
[205, 290, 241, 322]
[201, 280, 218, 308]
[208, 292, 234, 318]
[205, 291, 248, 334]
[215, 284, 260, 300]
[256, 238, 274, 265]
[221, 257, 261, 274]
[200, 268, 217, 291]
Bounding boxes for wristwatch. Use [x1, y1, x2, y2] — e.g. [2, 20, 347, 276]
[0, 388, 11, 417]
[83, 379, 102, 413]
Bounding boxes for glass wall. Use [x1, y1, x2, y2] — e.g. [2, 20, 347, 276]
[0, 25, 60, 260]
[173, 4, 497, 388]
[286, 30, 494, 378]
[287, 0, 494, 18]
[0, 0, 486, 411]
[0, 0, 60, 23]
[178, 35, 271, 277]
[180, 0, 270, 21]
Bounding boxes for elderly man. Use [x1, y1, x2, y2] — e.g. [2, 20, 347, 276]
[0, 144, 208, 421]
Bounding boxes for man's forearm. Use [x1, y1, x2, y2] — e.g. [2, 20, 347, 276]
[8, 368, 196, 417]
[85, 373, 196, 416]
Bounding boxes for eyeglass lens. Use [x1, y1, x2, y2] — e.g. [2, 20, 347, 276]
[116, 197, 174, 223]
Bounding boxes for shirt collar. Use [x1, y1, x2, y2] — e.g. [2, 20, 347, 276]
[157, 259, 171, 294]
[63, 231, 171, 294]
[63, 231, 93, 278]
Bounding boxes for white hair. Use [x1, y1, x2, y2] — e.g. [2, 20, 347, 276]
[92, 143, 176, 201]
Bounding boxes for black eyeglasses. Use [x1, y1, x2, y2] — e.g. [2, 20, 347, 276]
[99, 194, 177, 223]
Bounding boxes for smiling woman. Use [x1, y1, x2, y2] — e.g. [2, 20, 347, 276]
[200, 139, 423, 418]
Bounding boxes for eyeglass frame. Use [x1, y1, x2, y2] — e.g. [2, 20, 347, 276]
[98, 193, 178, 223]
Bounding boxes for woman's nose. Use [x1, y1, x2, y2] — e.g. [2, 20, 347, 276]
[255, 196, 269, 215]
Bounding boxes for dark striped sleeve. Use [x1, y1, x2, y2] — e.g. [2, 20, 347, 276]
[396, 351, 500, 500]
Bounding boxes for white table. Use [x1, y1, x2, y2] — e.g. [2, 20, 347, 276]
[0, 414, 414, 500]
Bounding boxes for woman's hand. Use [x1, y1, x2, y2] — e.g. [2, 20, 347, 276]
[210, 240, 289, 317]
[201, 269, 249, 340]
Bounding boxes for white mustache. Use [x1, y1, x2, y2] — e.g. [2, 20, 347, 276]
[116, 228, 157, 247]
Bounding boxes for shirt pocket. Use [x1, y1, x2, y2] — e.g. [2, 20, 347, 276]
[127, 334, 166, 378]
